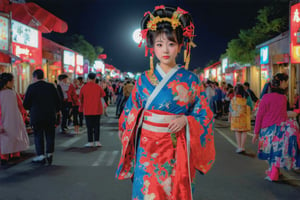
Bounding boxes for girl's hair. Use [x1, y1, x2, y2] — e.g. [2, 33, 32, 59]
[141, 6, 193, 48]
[271, 73, 289, 94]
[234, 83, 249, 99]
[0, 73, 13, 90]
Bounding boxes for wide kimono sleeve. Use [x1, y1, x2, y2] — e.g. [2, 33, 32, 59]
[186, 78, 215, 174]
[118, 79, 142, 133]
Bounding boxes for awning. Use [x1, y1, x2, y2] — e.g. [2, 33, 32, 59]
[0, 0, 68, 33]
[0, 50, 21, 63]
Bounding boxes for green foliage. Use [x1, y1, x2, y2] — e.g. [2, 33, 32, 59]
[226, 1, 289, 64]
[61, 34, 104, 64]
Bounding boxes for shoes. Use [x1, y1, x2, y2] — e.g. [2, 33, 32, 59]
[236, 148, 245, 154]
[84, 142, 94, 148]
[95, 141, 102, 147]
[32, 155, 46, 164]
[46, 154, 53, 165]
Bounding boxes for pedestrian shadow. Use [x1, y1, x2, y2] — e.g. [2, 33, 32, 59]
[239, 151, 257, 158]
[0, 164, 66, 184]
[63, 147, 100, 153]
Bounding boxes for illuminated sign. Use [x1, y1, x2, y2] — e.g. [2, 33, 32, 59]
[76, 54, 83, 66]
[63, 50, 75, 66]
[94, 60, 105, 72]
[12, 20, 38, 48]
[291, 3, 300, 63]
[12, 43, 42, 64]
[0, 16, 9, 51]
[222, 58, 228, 73]
[260, 46, 269, 64]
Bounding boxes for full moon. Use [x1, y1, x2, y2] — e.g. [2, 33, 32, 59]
[132, 29, 142, 44]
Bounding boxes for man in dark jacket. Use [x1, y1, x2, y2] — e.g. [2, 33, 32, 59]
[23, 69, 61, 165]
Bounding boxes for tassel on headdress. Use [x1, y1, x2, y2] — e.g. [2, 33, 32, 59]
[150, 56, 154, 75]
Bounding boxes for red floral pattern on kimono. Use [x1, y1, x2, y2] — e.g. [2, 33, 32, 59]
[116, 66, 215, 200]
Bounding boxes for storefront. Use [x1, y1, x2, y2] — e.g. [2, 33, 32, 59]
[63, 49, 76, 80]
[11, 20, 42, 94]
[75, 54, 84, 77]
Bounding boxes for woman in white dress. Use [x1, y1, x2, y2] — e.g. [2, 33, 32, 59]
[0, 73, 29, 165]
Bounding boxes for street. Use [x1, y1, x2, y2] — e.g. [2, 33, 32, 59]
[0, 105, 300, 200]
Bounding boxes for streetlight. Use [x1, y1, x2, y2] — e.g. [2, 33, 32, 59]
[132, 28, 142, 44]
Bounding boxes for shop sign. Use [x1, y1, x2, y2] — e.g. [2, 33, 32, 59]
[260, 46, 269, 64]
[12, 42, 42, 64]
[12, 20, 38, 48]
[76, 54, 83, 66]
[63, 50, 75, 66]
[0, 16, 9, 51]
[291, 3, 300, 63]
[222, 58, 228, 73]
[94, 60, 105, 73]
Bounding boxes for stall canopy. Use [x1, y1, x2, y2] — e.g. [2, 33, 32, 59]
[0, 0, 68, 33]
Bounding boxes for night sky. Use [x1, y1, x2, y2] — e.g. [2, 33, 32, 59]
[27, 0, 282, 73]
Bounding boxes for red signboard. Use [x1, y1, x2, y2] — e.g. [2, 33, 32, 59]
[290, 3, 300, 63]
[12, 30, 42, 65]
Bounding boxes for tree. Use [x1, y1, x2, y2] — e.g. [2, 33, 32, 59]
[226, 1, 289, 64]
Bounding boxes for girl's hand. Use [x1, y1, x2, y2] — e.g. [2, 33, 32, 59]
[252, 134, 259, 144]
[168, 116, 187, 133]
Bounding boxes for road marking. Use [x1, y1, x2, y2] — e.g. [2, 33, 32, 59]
[92, 151, 108, 166]
[215, 128, 238, 148]
[106, 150, 119, 166]
[60, 135, 85, 147]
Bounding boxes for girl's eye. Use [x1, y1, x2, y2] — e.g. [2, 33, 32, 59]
[156, 43, 162, 47]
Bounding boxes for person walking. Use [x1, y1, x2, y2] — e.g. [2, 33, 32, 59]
[68, 79, 80, 135]
[79, 72, 106, 147]
[116, 5, 215, 200]
[0, 73, 29, 165]
[252, 73, 300, 181]
[57, 74, 70, 133]
[23, 69, 61, 165]
[229, 83, 253, 153]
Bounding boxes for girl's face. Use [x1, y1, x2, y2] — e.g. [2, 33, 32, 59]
[153, 33, 181, 68]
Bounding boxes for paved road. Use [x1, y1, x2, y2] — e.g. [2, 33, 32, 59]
[0, 107, 300, 200]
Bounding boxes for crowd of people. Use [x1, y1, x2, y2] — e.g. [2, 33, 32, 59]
[0, 68, 136, 166]
[204, 73, 300, 182]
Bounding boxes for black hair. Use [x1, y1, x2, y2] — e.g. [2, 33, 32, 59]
[95, 78, 100, 84]
[32, 69, 44, 80]
[234, 83, 249, 99]
[141, 6, 193, 48]
[88, 72, 96, 80]
[0, 72, 13, 90]
[58, 74, 68, 81]
[271, 73, 289, 94]
[77, 77, 83, 81]
[244, 82, 250, 88]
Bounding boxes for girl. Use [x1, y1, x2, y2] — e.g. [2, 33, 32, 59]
[229, 83, 253, 153]
[252, 73, 300, 181]
[116, 5, 215, 200]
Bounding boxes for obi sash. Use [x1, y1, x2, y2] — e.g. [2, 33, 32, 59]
[141, 110, 193, 200]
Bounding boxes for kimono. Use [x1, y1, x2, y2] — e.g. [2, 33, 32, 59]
[116, 64, 215, 200]
[230, 95, 253, 132]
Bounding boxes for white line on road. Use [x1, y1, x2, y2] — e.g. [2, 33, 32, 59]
[92, 151, 108, 166]
[60, 135, 85, 147]
[106, 151, 119, 166]
[215, 128, 238, 148]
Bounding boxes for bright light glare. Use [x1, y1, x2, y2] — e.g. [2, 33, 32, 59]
[132, 29, 142, 44]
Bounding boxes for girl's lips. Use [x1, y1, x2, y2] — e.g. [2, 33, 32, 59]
[163, 56, 170, 59]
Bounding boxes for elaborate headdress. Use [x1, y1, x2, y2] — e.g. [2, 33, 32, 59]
[139, 5, 196, 75]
